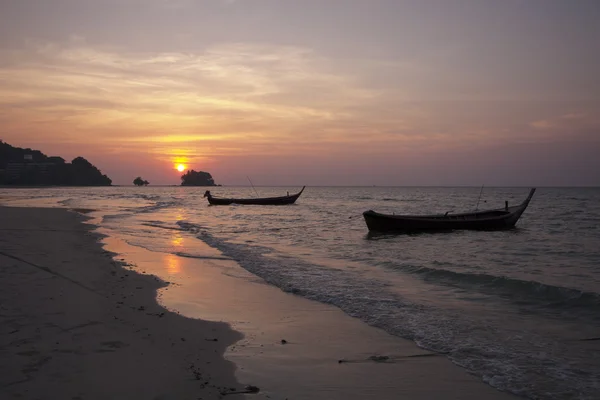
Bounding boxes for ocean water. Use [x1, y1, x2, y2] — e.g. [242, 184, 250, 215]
[2, 186, 600, 399]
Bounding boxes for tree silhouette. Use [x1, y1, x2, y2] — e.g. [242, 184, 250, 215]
[0, 141, 112, 186]
[68, 156, 112, 186]
[133, 177, 150, 186]
[181, 170, 217, 186]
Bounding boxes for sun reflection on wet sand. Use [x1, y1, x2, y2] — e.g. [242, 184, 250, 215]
[164, 253, 182, 275]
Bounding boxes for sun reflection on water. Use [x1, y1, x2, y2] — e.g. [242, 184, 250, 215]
[171, 234, 184, 248]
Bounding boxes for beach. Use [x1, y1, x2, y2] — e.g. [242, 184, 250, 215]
[0, 207, 244, 400]
[1, 205, 519, 399]
[3, 1, 600, 397]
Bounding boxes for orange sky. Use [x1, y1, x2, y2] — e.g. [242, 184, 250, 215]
[1, 1, 599, 186]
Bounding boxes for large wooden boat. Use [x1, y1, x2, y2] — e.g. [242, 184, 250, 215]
[363, 188, 536, 233]
[203, 186, 306, 206]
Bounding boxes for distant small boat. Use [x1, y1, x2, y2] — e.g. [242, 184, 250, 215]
[203, 186, 306, 206]
[363, 188, 536, 233]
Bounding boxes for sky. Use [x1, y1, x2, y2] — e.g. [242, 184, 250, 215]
[1, 0, 599, 186]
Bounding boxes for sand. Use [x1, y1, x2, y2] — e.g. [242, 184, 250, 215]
[102, 228, 519, 399]
[1, 205, 519, 400]
[0, 207, 244, 400]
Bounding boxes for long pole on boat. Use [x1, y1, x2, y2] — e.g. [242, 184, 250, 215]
[247, 176, 260, 197]
[475, 184, 484, 210]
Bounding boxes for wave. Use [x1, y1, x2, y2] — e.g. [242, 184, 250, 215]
[352, 197, 424, 202]
[177, 221, 600, 399]
[133, 194, 161, 201]
[177, 221, 202, 233]
[101, 213, 131, 222]
[101, 201, 179, 226]
[125, 200, 180, 214]
[142, 222, 186, 231]
[58, 198, 73, 205]
[174, 251, 231, 261]
[397, 265, 600, 311]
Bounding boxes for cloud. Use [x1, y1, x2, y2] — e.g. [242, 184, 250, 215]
[530, 120, 555, 129]
[1, 41, 360, 127]
[561, 112, 586, 120]
[528, 111, 598, 138]
[2, 37, 599, 185]
[1, 39, 414, 171]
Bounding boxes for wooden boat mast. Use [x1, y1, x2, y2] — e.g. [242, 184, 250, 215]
[246, 176, 260, 197]
[475, 184, 485, 210]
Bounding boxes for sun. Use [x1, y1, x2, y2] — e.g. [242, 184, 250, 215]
[176, 164, 186, 172]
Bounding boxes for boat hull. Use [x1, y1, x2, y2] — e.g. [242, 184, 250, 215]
[364, 210, 520, 233]
[205, 186, 305, 206]
[363, 188, 536, 233]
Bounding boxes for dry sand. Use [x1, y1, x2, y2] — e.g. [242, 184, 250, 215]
[0, 207, 245, 400]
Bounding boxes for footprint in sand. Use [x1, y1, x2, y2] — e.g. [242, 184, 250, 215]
[16, 350, 41, 356]
[95, 340, 130, 353]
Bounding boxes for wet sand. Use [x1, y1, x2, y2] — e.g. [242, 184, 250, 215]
[102, 225, 519, 399]
[0, 207, 244, 400]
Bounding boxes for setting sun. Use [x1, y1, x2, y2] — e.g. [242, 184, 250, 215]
[176, 164, 186, 172]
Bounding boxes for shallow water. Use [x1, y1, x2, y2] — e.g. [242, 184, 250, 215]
[3, 186, 600, 399]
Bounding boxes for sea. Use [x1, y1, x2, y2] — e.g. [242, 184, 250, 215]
[2, 186, 599, 399]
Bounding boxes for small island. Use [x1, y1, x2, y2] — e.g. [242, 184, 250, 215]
[180, 170, 218, 186]
[133, 177, 150, 186]
[0, 140, 112, 186]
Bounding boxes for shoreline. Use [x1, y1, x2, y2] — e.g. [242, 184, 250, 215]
[0, 206, 245, 399]
[99, 219, 519, 399]
[1, 204, 520, 399]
